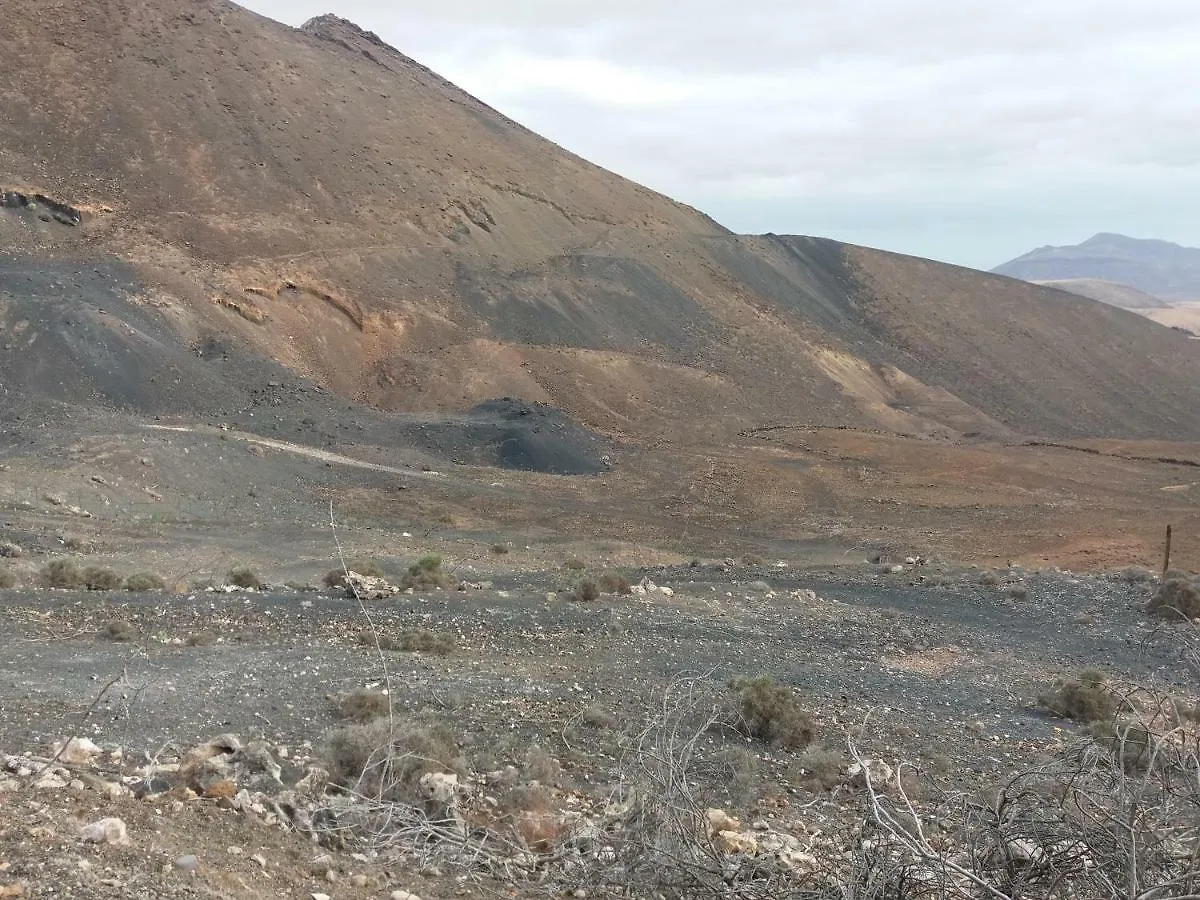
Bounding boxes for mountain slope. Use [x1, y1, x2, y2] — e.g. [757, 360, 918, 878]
[1032, 279, 1171, 310]
[3, 0, 1200, 447]
[995, 233, 1200, 300]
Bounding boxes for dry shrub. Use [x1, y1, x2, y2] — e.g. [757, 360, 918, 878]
[40, 559, 82, 589]
[101, 620, 139, 642]
[1146, 576, 1200, 621]
[979, 570, 1000, 587]
[713, 746, 761, 807]
[597, 572, 632, 595]
[1005, 583, 1029, 601]
[1120, 565, 1156, 584]
[491, 543, 510, 555]
[124, 572, 165, 592]
[401, 628, 454, 655]
[522, 746, 563, 786]
[794, 745, 846, 790]
[0, 542, 21, 558]
[360, 627, 454, 655]
[227, 566, 262, 589]
[338, 688, 391, 722]
[186, 629, 218, 647]
[730, 675, 816, 750]
[1038, 669, 1120, 723]
[320, 717, 462, 802]
[400, 554, 455, 591]
[581, 705, 617, 729]
[82, 566, 122, 591]
[571, 580, 600, 603]
[563, 558, 586, 571]
[0, 568, 15, 589]
[741, 553, 766, 566]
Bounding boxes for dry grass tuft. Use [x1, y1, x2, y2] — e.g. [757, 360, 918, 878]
[0, 568, 15, 589]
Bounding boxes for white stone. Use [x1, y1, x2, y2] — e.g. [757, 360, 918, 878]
[80, 817, 129, 845]
[51, 737, 102, 766]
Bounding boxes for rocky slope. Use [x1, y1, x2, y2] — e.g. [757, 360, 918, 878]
[3, 0, 1200, 452]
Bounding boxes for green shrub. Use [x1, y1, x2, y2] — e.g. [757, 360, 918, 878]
[40, 559, 83, 589]
[491, 543, 510, 555]
[731, 676, 816, 750]
[1038, 670, 1120, 724]
[1146, 576, 1200, 621]
[227, 567, 262, 589]
[124, 572, 165, 592]
[563, 558, 586, 571]
[0, 568, 15, 589]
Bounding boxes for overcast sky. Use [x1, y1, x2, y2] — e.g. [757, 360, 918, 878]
[242, 0, 1200, 270]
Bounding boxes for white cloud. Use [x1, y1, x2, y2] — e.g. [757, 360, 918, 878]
[242, 0, 1200, 268]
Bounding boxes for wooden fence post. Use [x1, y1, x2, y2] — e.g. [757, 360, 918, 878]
[1163, 524, 1173, 577]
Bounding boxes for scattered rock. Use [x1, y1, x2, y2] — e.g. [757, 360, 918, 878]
[846, 758, 895, 789]
[80, 817, 129, 845]
[390, 891, 422, 900]
[50, 737, 102, 766]
[173, 854, 199, 872]
[343, 571, 399, 600]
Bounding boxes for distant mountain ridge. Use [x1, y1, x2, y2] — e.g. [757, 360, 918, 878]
[994, 233, 1200, 300]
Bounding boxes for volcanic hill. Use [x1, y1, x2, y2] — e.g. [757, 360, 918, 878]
[3, 0, 1200, 567]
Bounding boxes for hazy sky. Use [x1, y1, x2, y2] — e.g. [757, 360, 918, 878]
[242, 0, 1200, 269]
